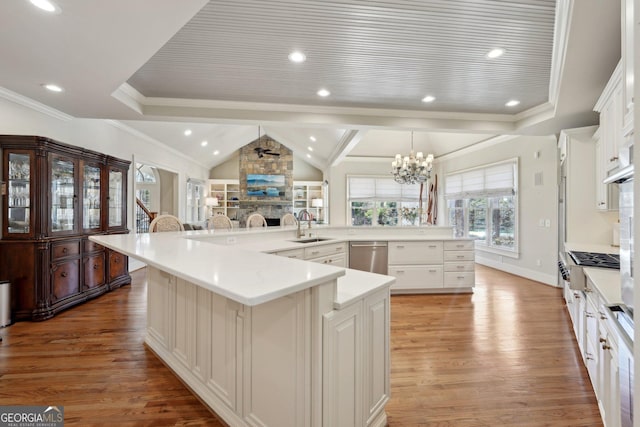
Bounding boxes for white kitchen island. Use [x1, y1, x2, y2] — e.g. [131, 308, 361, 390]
[90, 229, 395, 427]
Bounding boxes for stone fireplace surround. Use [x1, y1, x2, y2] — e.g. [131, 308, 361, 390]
[238, 135, 294, 226]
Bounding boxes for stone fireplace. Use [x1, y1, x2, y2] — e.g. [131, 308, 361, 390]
[238, 135, 293, 226]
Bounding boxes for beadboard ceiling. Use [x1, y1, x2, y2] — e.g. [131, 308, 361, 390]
[0, 0, 621, 170]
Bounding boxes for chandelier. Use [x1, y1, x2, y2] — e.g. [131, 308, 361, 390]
[391, 131, 434, 184]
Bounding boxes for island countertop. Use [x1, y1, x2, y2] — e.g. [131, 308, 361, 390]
[90, 231, 346, 306]
[90, 225, 459, 307]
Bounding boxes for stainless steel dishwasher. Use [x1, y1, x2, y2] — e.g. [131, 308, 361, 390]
[349, 241, 388, 275]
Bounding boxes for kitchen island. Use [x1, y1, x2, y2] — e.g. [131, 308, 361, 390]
[90, 227, 397, 427]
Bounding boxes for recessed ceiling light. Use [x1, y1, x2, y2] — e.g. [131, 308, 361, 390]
[307, 154, 312, 158]
[42, 83, 63, 92]
[309, 136, 316, 142]
[29, 0, 61, 13]
[317, 89, 330, 97]
[505, 99, 520, 107]
[201, 141, 208, 147]
[213, 150, 220, 155]
[308, 146, 313, 152]
[486, 48, 506, 59]
[288, 50, 306, 63]
[184, 129, 192, 136]
[422, 95, 436, 103]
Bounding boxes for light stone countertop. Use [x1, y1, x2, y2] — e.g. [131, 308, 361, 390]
[91, 226, 466, 308]
[583, 267, 622, 304]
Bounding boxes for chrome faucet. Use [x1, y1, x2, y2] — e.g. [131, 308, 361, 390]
[297, 209, 312, 238]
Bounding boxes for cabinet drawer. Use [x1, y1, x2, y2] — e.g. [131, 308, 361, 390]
[304, 242, 346, 259]
[108, 250, 127, 281]
[84, 253, 105, 289]
[52, 240, 80, 260]
[388, 241, 443, 265]
[52, 259, 80, 301]
[444, 240, 474, 251]
[388, 266, 443, 289]
[275, 248, 305, 259]
[444, 261, 475, 272]
[444, 272, 475, 288]
[84, 239, 104, 253]
[309, 253, 347, 267]
[443, 250, 474, 262]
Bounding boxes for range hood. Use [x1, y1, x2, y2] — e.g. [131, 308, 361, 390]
[604, 164, 634, 184]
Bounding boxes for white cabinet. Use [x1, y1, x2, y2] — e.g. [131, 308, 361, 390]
[388, 265, 443, 290]
[443, 240, 475, 288]
[594, 62, 624, 174]
[388, 241, 443, 264]
[565, 277, 621, 427]
[621, 0, 634, 131]
[323, 288, 390, 427]
[388, 240, 474, 292]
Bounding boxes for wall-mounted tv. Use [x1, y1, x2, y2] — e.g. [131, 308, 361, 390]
[246, 174, 286, 197]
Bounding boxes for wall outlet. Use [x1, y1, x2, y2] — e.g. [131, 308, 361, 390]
[545, 219, 551, 227]
[539, 219, 545, 227]
[226, 236, 237, 244]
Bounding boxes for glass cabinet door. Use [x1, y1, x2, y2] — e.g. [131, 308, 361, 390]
[108, 169, 123, 227]
[83, 164, 101, 230]
[7, 152, 32, 234]
[51, 157, 77, 233]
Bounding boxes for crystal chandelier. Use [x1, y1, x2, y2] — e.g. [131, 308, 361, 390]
[391, 131, 434, 184]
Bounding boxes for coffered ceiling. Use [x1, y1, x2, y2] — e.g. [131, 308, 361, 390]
[0, 0, 621, 170]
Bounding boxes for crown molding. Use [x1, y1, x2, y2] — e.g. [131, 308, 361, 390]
[548, 0, 574, 106]
[0, 86, 73, 122]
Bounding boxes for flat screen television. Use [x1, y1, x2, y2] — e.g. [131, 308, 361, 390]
[246, 174, 286, 197]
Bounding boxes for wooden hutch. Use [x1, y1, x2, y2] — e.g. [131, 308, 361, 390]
[0, 135, 131, 321]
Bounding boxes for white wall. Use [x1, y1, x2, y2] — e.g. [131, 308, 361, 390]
[0, 93, 210, 229]
[434, 135, 560, 285]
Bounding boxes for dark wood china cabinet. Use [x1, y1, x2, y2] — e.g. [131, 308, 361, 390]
[0, 135, 131, 321]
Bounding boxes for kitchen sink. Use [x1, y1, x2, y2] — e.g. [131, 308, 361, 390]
[290, 237, 334, 244]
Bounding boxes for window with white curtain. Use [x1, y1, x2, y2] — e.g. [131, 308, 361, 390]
[347, 176, 425, 226]
[445, 159, 518, 255]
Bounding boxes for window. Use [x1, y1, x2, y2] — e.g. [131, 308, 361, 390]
[347, 176, 425, 226]
[445, 159, 518, 254]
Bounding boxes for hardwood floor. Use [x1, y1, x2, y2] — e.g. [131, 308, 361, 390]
[0, 265, 602, 426]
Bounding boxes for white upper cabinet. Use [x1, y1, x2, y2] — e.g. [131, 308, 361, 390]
[594, 62, 624, 174]
[621, 0, 634, 132]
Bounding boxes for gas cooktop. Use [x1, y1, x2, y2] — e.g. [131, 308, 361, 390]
[569, 251, 620, 269]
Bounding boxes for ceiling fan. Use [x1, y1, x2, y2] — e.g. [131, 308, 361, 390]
[254, 147, 280, 158]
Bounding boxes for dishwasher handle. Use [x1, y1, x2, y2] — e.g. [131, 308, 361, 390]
[350, 243, 388, 248]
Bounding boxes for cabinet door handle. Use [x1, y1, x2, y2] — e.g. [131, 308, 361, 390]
[113, 257, 119, 263]
[456, 244, 464, 248]
[609, 156, 619, 162]
[396, 270, 405, 274]
[457, 276, 465, 279]
[428, 245, 437, 248]
[93, 264, 100, 270]
[457, 265, 464, 269]
[61, 271, 68, 278]
[428, 269, 437, 273]
[311, 250, 319, 255]
[62, 247, 68, 254]
[456, 255, 465, 258]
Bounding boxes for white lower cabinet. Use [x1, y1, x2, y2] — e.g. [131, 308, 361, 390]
[145, 264, 390, 427]
[388, 265, 443, 289]
[565, 277, 621, 427]
[323, 288, 390, 427]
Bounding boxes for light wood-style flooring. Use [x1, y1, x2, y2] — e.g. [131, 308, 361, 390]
[0, 265, 602, 426]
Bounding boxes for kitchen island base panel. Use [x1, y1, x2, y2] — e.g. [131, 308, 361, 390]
[145, 266, 390, 427]
[391, 287, 473, 295]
